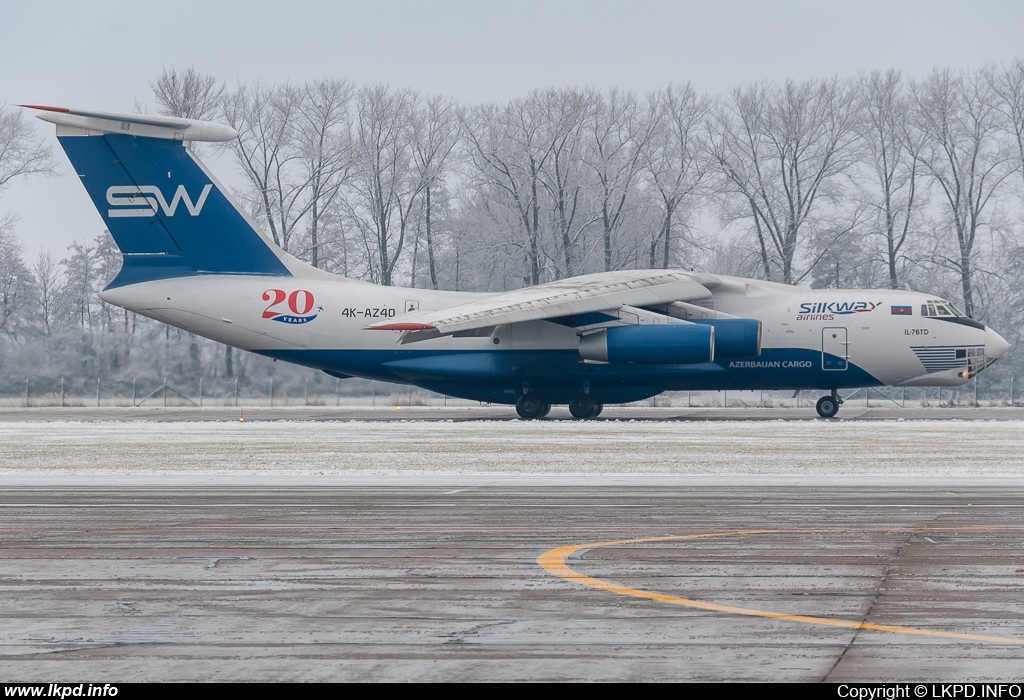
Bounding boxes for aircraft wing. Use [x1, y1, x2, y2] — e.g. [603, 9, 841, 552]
[366, 269, 715, 336]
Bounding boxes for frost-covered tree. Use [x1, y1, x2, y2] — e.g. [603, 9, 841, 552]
[586, 88, 657, 272]
[643, 84, 711, 269]
[410, 94, 461, 289]
[535, 87, 597, 278]
[60, 240, 97, 330]
[463, 95, 552, 286]
[990, 59, 1024, 193]
[343, 85, 426, 286]
[913, 68, 1015, 318]
[150, 67, 224, 122]
[710, 79, 860, 284]
[856, 71, 925, 289]
[222, 82, 307, 252]
[0, 225, 36, 341]
[0, 103, 55, 343]
[31, 251, 63, 342]
[0, 105, 55, 197]
[291, 79, 355, 269]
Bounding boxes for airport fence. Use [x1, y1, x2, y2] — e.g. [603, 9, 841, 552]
[0, 375, 1021, 409]
[0, 375, 472, 408]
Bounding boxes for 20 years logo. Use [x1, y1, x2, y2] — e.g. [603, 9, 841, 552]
[262, 289, 320, 324]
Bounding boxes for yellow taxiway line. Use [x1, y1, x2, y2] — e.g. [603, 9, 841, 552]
[536, 529, 1024, 644]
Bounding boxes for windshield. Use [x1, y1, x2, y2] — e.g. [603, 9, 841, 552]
[921, 300, 963, 318]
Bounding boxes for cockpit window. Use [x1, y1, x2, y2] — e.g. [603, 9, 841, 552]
[921, 300, 964, 318]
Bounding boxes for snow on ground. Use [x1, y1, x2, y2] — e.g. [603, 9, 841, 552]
[1, 419, 1022, 480]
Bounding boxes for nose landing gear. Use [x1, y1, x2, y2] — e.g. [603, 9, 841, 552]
[815, 390, 843, 419]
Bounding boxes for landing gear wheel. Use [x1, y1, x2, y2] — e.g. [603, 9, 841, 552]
[591, 403, 603, 417]
[816, 395, 840, 419]
[537, 404, 551, 418]
[569, 395, 599, 419]
[516, 394, 546, 420]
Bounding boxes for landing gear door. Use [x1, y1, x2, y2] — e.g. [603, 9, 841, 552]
[822, 327, 848, 371]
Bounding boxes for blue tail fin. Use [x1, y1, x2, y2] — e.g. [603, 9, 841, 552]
[57, 130, 291, 288]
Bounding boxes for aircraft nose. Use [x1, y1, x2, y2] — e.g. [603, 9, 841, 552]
[985, 326, 1010, 360]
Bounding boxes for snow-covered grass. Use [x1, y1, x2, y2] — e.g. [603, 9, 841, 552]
[2, 419, 1022, 479]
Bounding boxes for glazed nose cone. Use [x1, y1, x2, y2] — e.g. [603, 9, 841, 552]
[985, 326, 1010, 360]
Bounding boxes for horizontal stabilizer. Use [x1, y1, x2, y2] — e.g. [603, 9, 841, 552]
[21, 105, 237, 142]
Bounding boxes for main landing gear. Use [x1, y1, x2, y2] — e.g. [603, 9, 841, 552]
[515, 393, 602, 419]
[515, 394, 551, 420]
[815, 390, 843, 419]
[568, 395, 603, 419]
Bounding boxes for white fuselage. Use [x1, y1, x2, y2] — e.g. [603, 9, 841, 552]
[100, 272, 1005, 397]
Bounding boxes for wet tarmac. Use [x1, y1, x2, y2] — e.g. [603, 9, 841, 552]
[2, 483, 1023, 681]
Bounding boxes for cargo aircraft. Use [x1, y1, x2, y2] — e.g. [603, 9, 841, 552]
[26, 105, 1010, 419]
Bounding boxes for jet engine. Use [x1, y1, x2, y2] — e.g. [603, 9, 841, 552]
[688, 318, 761, 358]
[578, 323, 715, 364]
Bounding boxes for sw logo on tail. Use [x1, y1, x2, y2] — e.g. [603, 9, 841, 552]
[106, 184, 213, 218]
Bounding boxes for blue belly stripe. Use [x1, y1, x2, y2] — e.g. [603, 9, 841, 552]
[256, 347, 882, 405]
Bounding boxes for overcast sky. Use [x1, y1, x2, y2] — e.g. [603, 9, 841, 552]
[3, 0, 1023, 258]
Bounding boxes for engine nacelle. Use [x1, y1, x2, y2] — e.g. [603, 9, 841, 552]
[688, 318, 761, 358]
[579, 323, 715, 364]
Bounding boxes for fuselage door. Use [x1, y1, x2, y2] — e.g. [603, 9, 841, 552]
[822, 327, 848, 371]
